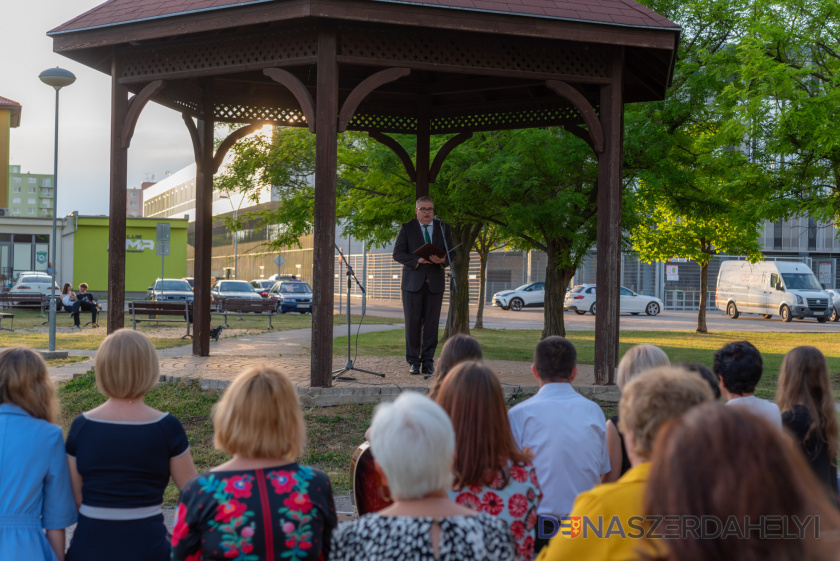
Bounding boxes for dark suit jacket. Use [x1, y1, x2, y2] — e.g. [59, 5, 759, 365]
[393, 219, 454, 293]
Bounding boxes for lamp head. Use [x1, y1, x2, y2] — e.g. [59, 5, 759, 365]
[39, 67, 76, 91]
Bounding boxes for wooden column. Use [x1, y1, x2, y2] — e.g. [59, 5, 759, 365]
[192, 86, 214, 356]
[107, 53, 128, 333]
[415, 96, 431, 200]
[311, 29, 339, 387]
[594, 50, 624, 385]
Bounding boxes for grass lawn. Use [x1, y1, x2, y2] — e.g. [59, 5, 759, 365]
[57, 374, 614, 506]
[1, 309, 402, 351]
[335, 329, 840, 400]
[45, 356, 92, 367]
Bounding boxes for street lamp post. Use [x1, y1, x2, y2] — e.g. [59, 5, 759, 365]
[39, 67, 75, 352]
[220, 194, 245, 279]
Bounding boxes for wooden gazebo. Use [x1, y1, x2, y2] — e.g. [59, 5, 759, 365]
[49, 0, 679, 387]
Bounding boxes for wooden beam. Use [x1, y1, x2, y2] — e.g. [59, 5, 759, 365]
[545, 80, 603, 153]
[415, 96, 431, 200]
[192, 83, 214, 356]
[182, 113, 202, 163]
[338, 67, 411, 132]
[120, 80, 165, 148]
[429, 132, 472, 183]
[368, 132, 416, 181]
[212, 123, 262, 174]
[107, 51, 128, 334]
[263, 68, 316, 133]
[311, 28, 338, 387]
[594, 49, 624, 386]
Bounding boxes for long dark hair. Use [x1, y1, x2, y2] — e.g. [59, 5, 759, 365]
[429, 334, 483, 399]
[61, 282, 71, 296]
[436, 361, 531, 489]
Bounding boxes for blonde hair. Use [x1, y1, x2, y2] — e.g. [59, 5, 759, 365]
[95, 329, 160, 399]
[616, 344, 670, 390]
[214, 366, 305, 460]
[619, 366, 713, 460]
[0, 347, 59, 423]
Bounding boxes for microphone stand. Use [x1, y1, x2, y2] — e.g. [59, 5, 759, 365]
[427, 217, 457, 380]
[333, 243, 384, 381]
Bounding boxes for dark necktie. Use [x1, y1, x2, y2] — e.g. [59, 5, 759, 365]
[423, 224, 431, 244]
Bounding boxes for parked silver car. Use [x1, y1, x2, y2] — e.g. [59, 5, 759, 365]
[147, 278, 194, 302]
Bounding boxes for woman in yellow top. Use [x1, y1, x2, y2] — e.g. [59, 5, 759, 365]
[537, 367, 713, 561]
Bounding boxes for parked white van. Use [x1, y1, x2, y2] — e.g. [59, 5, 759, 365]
[716, 261, 832, 323]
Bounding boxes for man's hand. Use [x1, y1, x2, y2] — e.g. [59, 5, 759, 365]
[418, 257, 431, 264]
[429, 255, 445, 265]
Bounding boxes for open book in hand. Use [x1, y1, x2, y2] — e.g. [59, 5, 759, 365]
[412, 243, 462, 262]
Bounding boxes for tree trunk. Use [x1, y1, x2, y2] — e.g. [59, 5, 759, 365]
[474, 251, 489, 329]
[443, 223, 482, 339]
[697, 260, 708, 333]
[542, 246, 575, 339]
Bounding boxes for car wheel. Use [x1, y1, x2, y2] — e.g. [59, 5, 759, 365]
[574, 310, 586, 315]
[590, 303, 596, 315]
[645, 302, 660, 316]
[780, 305, 792, 322]
[761, 314, 773, 320]
[510, 298, 524, 312]
[817, 316, 828, 323]
[831, 308, 840, 322]
[275, 302, 283, 314]
[727, 302, 739, 319]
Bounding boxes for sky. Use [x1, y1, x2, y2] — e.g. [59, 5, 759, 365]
[2, 0, 197, 216]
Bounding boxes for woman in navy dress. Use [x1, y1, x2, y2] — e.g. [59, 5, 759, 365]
[65, 329, 197, 561]
[0, 347, 77, 561]
[172, 366, 337, 561]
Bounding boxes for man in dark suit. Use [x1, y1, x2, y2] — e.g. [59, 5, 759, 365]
[393, 196, 454, 375]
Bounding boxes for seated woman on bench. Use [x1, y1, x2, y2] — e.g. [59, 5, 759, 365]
[69, 283, 99, 329]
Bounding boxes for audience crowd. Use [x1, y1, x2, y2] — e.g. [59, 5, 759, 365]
[1, 330, 839, 561]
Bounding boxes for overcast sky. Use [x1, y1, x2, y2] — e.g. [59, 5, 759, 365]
[3, 0, 197, 216]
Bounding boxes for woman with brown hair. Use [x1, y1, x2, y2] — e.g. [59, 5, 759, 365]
[428, 334, 483, 399]
[436, 361, 541, 561]
[645, 403, 840, 561]
[776, 346, 839, 498]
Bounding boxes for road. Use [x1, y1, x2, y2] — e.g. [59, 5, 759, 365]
[337, 298, 840, 333]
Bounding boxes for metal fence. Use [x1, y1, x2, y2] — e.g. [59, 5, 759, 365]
[664, 290, 718, 311]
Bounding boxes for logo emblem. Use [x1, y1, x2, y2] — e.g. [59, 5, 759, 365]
[560, 516, 582, 538]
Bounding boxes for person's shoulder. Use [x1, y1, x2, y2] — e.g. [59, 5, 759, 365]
[508, 394, 538, 416]
[296, 464, 333, 487]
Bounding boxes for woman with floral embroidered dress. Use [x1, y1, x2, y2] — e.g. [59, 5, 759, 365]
[65, 330, 197, 561]
[172, 366, 337, 561]
[435, 361, 542, 561]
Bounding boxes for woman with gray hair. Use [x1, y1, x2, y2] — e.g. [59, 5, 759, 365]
[602, 344, 670, 483]
[331, 392, 516, 561]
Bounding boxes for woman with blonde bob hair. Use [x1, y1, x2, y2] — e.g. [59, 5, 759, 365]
[66, 330, 197, 561]
[776, 346, 839, 499]
[331, 392, 516, 561]
[0, 347, 77, 561]
[172, 366, 337, 561]
[603, 344, 670, 483]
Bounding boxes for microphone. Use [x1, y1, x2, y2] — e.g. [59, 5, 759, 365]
[434, 215, 443, 222]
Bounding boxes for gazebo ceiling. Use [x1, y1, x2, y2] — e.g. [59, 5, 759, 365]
[49, 0, 679, 134]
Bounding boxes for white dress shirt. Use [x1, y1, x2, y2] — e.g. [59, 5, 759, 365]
[508, 382, 611, 517]
[418, 220, 434, 241]
[726, 395, 782, 429]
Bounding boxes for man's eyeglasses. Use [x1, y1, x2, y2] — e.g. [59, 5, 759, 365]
[417, 207, 434, 212]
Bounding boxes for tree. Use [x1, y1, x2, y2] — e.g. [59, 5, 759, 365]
[472, 224, 508, 329]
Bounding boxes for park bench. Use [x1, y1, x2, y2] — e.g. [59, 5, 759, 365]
[129, 300, 192, 339]
[0, 293, 50, 319]
[216, 298, 276, 329]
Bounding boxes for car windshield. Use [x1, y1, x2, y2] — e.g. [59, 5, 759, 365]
[781, 273, 822, 290]
[514, 283, 535, 291]
[280, 283, 312, 294]
[155, 280, 192, 291]
[220, 281, 256, 292]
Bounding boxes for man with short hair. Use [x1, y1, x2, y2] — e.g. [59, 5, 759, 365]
[508, 336, 611, 554]
[70, 282, 99, 328]
[713, 340, 781, 428]
[392, 196, 454, 375]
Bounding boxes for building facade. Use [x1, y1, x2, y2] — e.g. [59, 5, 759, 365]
[127, 187, 143, 216]
[7, 165, 54, 218]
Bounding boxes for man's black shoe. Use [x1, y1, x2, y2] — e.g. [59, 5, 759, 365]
[422, 364, 435, 376]
[409, 364, 421, 375]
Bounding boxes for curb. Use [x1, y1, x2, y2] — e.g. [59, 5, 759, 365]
[157, 375, 621, 406]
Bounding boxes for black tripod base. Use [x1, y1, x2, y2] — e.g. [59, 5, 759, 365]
[332, 362, 385, 382]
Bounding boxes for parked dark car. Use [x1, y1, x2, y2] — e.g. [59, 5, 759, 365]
[267, 281, 313, 314]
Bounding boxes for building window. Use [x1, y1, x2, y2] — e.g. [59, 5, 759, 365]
[27, 208, 35, 215]
[12, 208, 20, 215]
[41, 189, 50, 196]
[27, 178, 36, 184]
[28, 187, 35, 193]
[42, 209, 50, 216]
[12, 197, 21, 204]
[41, 199, 51, 207]
[28, 198, 36, 205]
[808, 217, 817, 251]
[12, 177, 21, 183]
[41, 179, 51, 187]
[12, 186, 21, 193]
[774, 219, 783, 250]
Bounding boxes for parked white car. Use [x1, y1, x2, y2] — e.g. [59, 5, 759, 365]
[9, 273, 60, 296]
[210, 280, 263, 305]
[491, 282, 545, 311]
[564, 284, 663, 316]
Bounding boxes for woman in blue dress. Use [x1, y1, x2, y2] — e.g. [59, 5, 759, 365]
[0, 347, 77, 561]
[65, 329, 197, 561]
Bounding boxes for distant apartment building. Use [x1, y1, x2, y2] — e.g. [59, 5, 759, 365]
[7, 165, 55, 218]
[127, 187, 143, 216]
